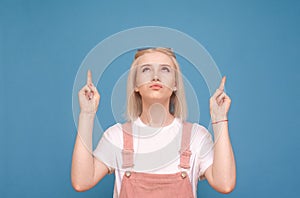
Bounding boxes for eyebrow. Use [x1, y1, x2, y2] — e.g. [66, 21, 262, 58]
[139, 63, 173, 67]
[139, 64, 152, 69]
[160, 64, 172, 67]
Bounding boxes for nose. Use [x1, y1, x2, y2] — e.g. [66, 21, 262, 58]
[152, 66, 160, 81]
[153, 75, 159, 81]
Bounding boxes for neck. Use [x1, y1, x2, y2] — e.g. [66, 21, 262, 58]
[140, 99, 175, 127]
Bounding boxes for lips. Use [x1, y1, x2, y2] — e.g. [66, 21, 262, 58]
[150, 83, 163, 89]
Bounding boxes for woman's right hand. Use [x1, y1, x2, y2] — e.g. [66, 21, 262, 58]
[78, 70, 100, 114]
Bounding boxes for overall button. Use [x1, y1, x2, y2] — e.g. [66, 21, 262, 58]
[125, 171, 131, 178]
[181, 171, 187, 179]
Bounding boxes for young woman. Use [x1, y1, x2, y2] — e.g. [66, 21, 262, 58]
[71, 47, 236, 197]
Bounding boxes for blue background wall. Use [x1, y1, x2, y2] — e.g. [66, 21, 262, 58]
[1, 0, 299, 197]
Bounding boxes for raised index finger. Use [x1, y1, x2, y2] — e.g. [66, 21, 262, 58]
[218, 76, 226, 91]
[87, 69, 92, 85]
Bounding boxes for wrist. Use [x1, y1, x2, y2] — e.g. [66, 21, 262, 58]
[211, 115, 228, 122]
[211, 119, 228, 125]
[80, 111, 96, 118]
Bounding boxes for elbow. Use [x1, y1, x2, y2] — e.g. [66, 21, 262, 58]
[71, 172, 94, 192]
[73, 184, 84, 192]
[71, 179, 92, 192]
[217, 180, 236, 194]
[219, 185, 235, 194]
[72, 182, 89, 192]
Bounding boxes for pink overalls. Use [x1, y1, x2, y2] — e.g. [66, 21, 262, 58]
[119, 122, 195, 198]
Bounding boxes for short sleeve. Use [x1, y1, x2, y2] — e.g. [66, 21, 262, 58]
[195, 126, 214, 180]
[92, 124, 123, 173]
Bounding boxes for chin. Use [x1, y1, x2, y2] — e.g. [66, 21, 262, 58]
[144, 94, 171, 103]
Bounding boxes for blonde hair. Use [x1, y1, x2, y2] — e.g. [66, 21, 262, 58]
[126, 47, 187, 121]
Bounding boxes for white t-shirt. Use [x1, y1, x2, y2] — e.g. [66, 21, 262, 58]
[93, 117, 214, 198]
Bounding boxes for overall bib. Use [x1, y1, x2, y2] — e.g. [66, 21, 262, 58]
[119, 122, 195, 198]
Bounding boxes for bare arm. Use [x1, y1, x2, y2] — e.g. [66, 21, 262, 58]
[71, 70, 109, 192]
[71, 113, 109, 192]
[205, 76, 236, 193]
[205, 120, 236, 193]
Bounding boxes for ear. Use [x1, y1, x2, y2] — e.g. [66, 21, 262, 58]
[173, 87, 177, 92]
[134, 87, 139, 92]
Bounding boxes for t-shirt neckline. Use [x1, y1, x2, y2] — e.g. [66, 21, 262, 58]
[135, 117, 178, 129]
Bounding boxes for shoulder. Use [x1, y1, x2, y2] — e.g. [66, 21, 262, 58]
[184, 122, 211, 138]
[186, 122, 213, 146]
[102, 123, 123, 142]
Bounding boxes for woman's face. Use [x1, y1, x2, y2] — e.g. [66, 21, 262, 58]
[135, 51, 176, 102]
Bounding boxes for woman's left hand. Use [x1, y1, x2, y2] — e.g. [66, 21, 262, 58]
[209, 76, 231, 121]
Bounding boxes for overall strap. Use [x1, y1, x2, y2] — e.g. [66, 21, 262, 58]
[179, 122, 193, 169]
[121, 121, 193, 169]
[122, 122, 134, 168]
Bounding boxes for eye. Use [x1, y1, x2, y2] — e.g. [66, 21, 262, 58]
[141, 66, 151, 72]
[161, 66, 171, 72]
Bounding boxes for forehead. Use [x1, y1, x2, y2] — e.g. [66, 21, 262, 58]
[136, 51, 174, 66]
